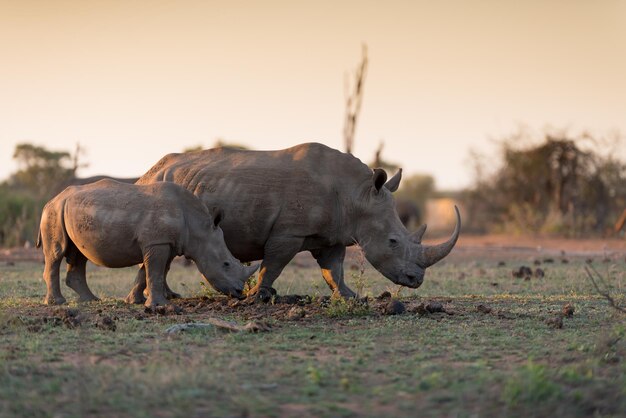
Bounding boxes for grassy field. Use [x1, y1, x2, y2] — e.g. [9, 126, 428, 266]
[0, 247, 625, 417]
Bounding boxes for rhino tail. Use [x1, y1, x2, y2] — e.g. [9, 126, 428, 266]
[36, 228, 42, 249]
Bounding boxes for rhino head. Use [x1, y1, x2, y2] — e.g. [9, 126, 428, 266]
[187, 207, 259, 298]
[356, 168, 461, 288]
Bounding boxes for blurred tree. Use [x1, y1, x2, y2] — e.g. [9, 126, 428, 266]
[463, 130, 626, 236]
[9, 143, 74, 198]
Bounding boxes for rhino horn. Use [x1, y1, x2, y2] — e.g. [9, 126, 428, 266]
[418, 206, 461, 268]
[384, 168, 402, 192]
[240, 263, 260, 283]
[409, 223, 427, 244]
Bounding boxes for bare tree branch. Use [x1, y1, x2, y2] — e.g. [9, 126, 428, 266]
[585, 265, 626, 313]
[343, 44, 368, 155]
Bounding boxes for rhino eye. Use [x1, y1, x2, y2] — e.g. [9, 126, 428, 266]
[389, 238, 399, 248]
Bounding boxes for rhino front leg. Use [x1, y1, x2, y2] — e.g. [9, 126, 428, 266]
[311, 245, 357, 299]
[65, 251, 99, 302]
[247, 237, 303, 303]
[124, 262, 180, 305]
[143, 245, 172, 308]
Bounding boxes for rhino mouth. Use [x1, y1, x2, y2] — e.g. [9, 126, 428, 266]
[390, 270, 424, 288]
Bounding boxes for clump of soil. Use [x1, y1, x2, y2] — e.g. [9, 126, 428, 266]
[95, 315, 116, 332]
[53, 308, 82, 329]
[286, 306, 306, 320]
[534, 268, 545, 278]
[543, 258, 555, 263]
[562, 303, 575, 317]
[275, 294, 311, 305]
[410, 300, 446, 315]
[376, 291, 392, 300]
[586, 258, 594, 264]
[497, 261, 506, 267]
[546, 315, 563, 329]
[533, 259, 542, 265]
[476, 304, 492, 314]
[512, 266, 533, 279]
[145, 304, 184, 316]
[382, 299, 406, 315]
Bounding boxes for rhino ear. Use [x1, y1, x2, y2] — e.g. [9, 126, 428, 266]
[372, 168, 388, 192]
[384, 168, 402, 192]
[209, 206, 224, 227]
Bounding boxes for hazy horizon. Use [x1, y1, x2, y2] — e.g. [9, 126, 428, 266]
[2, 0, 625, 190]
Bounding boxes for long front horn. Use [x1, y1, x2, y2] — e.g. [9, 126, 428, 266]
[418, 206, 461, 268]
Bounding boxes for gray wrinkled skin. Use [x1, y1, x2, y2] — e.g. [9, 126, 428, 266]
[37, 179, 257, 307]
[134, 143, 460, 299]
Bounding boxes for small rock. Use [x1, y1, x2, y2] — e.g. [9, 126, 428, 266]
[476, 304, 492, 314]
[562, 303, 575, 317]
[286, 306, 306, 320]
[546, 315, 563, 329]
[382, 299, 406, 315]
[376, 291, 392, 300]
[534, 268, 545, 278]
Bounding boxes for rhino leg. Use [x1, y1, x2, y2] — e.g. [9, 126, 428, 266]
[125, 261, 180, 305]
[65, 249, 99, 302]
[247, 237, 302, 303]
[143, 245, 172, 308]
[43, 256, 66, 305]
[311, 245, 357, 299]
[124, 265, 147, 304]
[162, 258, 181, 299]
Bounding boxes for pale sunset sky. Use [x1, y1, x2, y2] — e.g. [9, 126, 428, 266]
[1, 0, 625, 189]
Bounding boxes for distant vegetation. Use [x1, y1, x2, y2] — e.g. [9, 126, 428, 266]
[463, 129, 626, 236]
[0, 131, 623, 247]
[0, 144, 78, 247]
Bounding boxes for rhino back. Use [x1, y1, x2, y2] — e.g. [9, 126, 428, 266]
[137, 143, 373, 260]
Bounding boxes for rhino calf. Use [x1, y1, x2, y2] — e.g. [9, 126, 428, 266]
[37, 179, 257, 307]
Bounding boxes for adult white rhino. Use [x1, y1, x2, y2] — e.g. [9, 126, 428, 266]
[131, 143, 460, 302]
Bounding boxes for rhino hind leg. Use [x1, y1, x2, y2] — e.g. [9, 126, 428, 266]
[247, 237, 302, 303]
[311, 245, 357, 299]
[65, 248, 99, 302]
[43, 256, 66, 305]
[143, 245, 172, 308]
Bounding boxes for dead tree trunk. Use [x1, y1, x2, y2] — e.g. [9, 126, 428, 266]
[343, 45, 368, 155]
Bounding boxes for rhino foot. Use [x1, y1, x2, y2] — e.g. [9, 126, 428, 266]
[124, 291, 146, 305]
[244, 287, 277, 304]
[166, 289, 182, 300]
[44, 295, 67, 305]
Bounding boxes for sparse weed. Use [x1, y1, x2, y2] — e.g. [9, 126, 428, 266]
[323, 297, 370, 318]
